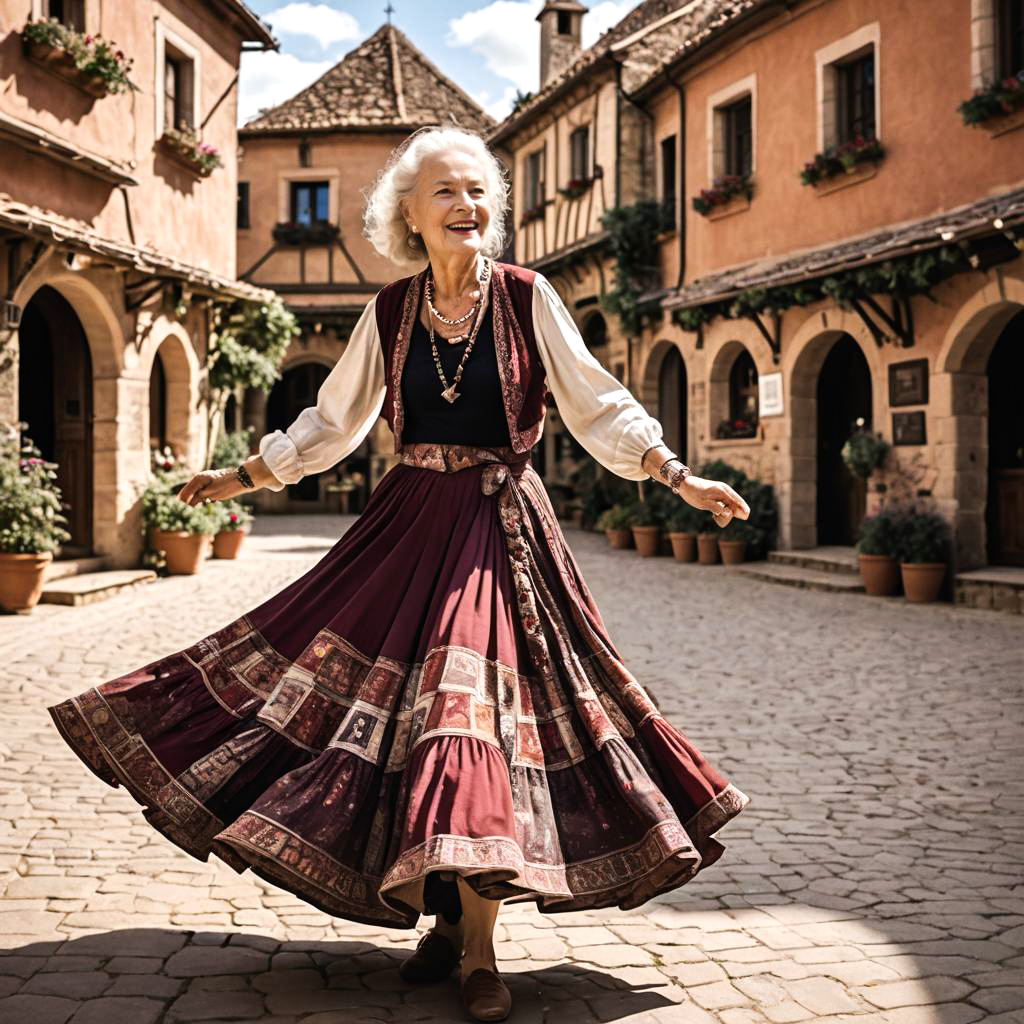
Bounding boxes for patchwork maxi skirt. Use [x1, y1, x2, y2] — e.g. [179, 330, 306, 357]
[47, 443, 751, 928]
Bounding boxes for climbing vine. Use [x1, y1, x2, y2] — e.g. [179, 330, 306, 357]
[672, 245, 971, 332]
[599, 199, 672, 335]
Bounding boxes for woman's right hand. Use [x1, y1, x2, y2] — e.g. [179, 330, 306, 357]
[177, 457, 277, 507]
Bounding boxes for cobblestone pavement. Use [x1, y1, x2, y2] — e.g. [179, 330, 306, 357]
[1, 513, 1023, 1024]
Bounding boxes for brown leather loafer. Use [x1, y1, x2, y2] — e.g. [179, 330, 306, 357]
[398, 929, 460, 984]
[460, 967, 512, 1022]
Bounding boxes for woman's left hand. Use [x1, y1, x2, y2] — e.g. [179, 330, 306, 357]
[676, 475, 751, 528]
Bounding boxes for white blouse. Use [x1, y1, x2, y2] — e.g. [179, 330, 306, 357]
[257, 271, 667, 492]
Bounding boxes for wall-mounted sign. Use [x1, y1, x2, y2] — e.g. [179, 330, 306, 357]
[889, 358, 929, 407]
[893, 410, 926, 445]
[759, 371, 784, 416]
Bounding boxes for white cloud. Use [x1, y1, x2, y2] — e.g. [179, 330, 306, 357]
[238, 50, 335, 124]
[262, 2, 361, 49]
[446, 0, 635, 95]
[446, 1, 541, 88]
[474, 83, 524, 121]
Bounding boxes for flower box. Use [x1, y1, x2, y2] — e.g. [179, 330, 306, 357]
[519, 202, 549, 227]
[558, 178, 592, 200]
[272, 221, 340, 246]
[21, 19, 135, 98]
[692, 174, 753, 217]
[800, 136, 885, 188]
[714, 417, 758, 440]
[958, 71, 1024, 128]
[157, 126, 223, 178]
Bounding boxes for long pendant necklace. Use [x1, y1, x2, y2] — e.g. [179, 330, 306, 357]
[428, 259, 491, 403]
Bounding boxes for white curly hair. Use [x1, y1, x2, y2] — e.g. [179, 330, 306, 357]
[363, 126, 510, 270]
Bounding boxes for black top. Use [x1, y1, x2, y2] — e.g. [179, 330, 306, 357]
[400, 303, 512, 447]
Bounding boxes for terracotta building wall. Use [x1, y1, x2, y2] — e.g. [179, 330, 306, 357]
[0, 0, 245, 277]
[237, 131, 403, 298]
[666, 0, 1024, 282]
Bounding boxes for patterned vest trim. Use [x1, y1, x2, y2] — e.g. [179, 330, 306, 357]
[374, 260, 547, 455]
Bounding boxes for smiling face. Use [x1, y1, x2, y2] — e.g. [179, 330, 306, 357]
[402, 150, 492, 267]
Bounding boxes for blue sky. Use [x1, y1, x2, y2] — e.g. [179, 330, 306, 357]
[238, 1, 635, 124]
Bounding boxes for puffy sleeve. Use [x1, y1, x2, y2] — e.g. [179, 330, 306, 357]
[531, 272, 667, 481]
[257, 295, 385, 492]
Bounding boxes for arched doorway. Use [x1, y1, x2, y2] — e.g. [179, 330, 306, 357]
[986, 308, 1024, 565]
[266, 362, 330, 502]
[18, 285, 93, 551]
[816, 333, 871, 545]
[657, 346, 687, 458]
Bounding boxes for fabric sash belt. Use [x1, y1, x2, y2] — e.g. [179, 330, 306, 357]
[397, 442, 533, 495]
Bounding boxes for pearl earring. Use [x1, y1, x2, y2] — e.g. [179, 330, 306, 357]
[410, 225, 419, 233]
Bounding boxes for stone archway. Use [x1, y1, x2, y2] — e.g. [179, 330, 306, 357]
[935, 275, 1024, 569]
[146, 324, 196, 467]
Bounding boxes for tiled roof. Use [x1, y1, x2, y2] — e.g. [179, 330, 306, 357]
[241, 24, 492, 134]
[489, 0, 763, 144]
[0, 195, 275, 304]
[663, 187, 1024, 308]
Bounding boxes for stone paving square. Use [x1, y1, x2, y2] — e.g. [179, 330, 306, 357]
[1, 515, 1022, 1024]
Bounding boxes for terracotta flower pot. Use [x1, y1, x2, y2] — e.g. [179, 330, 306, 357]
[631, 525, 661, 557]
[696, 532, 720, 565]
[719, 539, 747, 564]
[151, 529, 207, 575]
[900, 562, 946, 603]
[605, 528, 634, 550]
[213, 529, 246, 559]
[858, 553, 901, 596]
[0, 551, 54, 613]
[668, 531, 697, 562]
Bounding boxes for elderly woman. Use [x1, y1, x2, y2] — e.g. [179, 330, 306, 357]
[47, 127, 751, 1022]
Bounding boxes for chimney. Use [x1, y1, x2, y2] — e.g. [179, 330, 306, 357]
[536, 1, 587, 90]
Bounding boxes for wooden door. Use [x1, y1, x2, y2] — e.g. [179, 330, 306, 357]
[816, 334, 871, 546]
[266, 362, 330, 502]
[18, 286, 93, 550]
[986, 310, 1024, 565]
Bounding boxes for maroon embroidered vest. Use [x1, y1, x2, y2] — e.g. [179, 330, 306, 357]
[374, 261, 547, 454]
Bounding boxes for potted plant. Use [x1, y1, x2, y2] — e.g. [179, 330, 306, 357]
[855, 506, 902, 596]
[627, 499, 662, 557]
[665, 502, 699, 562]
[893, 505, 952, 603]
[957, 70, 1024, 126]
[596, 504, 634, 549]
[696, 519, 720, 564]
[718, 518, 760, 565]
[212, 499, 253, 559]
[842, 418, 891, 479]
[0, 425, 72, 613]
[140, 468, 219, 575]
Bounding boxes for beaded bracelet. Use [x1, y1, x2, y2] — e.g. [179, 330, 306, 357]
[658, 458, 692, 496]
[236, 463, 255, 489]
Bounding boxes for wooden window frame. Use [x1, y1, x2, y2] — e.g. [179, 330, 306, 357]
[835, 51, 876, 143]
[729, 350, 759, 427]
[707, 73, 757, 181]
[525, 147, 545, 210]
[815, 24, 881, 152]
[659, 134, 677, 223]
[154, 22, 200, 139]
[722, 96, 753, 177]
[289, 180, 330, 225]
[237, 181, 251, 230]
[569, 125, 589, 182]
[997, 0, 1024, 76]
[40, 0, 85, 30]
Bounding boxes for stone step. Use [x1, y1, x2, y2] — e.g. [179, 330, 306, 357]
[954, 566, 1024, 615]
[733, 560, 866, 593]
[769, 546, 860, 575]
[43, 554, 112, 582]
[39, 569, 158, 606]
